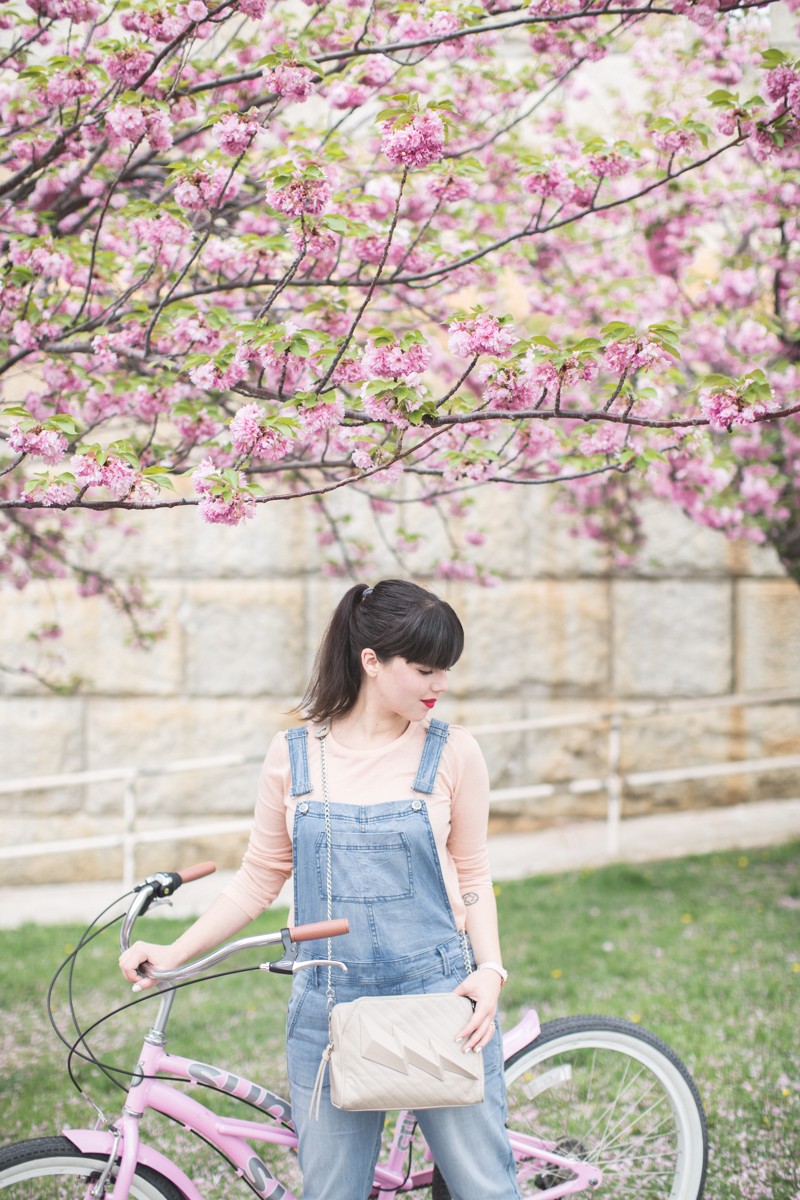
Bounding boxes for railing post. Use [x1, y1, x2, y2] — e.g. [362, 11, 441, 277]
[122, 773, 138, 891]
[606, 716, 623, 857]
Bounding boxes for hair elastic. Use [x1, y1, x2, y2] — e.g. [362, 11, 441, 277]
[362, 587, 374, 598]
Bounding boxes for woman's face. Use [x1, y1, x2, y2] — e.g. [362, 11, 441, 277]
[368, 655, 449, 723]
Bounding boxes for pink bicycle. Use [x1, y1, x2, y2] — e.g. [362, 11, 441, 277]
[0, 865, 708, 1199]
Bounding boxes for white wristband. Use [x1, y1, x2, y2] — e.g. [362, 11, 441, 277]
[476, 961, 508, 987]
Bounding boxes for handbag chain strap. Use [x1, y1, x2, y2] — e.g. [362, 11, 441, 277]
[319, 729, 337, 1011]
[318, 725, 474, 1007]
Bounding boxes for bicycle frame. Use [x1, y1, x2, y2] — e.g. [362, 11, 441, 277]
[62, 1005, 601, 1200]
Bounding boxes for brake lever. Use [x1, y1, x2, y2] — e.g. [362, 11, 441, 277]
[262, 927, 349, 976]
[263, 958, 349, 975]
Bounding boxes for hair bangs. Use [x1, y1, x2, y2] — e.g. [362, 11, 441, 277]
[392, 601, 464, 670]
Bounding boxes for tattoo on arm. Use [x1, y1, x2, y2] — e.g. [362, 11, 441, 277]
[462, 892, 479, 906]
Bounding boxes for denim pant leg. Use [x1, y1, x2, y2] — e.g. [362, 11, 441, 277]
[414, 1026, 521, 1200]
[287, 976, 386, 1200]
[291, 1079, 385, 1200]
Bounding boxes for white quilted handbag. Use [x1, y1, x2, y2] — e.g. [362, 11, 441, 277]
[308, 731, 485, 1116]
[326, 992, 484, 1112]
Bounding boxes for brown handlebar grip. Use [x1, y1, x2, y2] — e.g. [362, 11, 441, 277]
[288, 918, 349, 942]
[178, 861, 217, 883]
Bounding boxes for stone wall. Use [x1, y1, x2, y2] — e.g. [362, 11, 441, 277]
[2, 484, 799, 884]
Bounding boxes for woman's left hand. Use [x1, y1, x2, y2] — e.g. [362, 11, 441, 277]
[452, 968, 503, 1053]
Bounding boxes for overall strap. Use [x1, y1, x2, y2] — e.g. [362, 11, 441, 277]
[286, 727, 312, 796]
[411, 718, 450, 794]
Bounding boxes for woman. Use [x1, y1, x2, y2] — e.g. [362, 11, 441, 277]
[120, 579, 519, 1200]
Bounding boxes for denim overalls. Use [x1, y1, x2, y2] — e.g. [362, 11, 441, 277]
[284, 721, 521, 1200]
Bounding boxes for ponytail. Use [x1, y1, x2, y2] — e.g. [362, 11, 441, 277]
[301, 584, 367, 724]
[300, 579, 464, 724]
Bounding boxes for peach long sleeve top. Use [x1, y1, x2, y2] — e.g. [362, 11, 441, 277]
[221, 719, 494, 931]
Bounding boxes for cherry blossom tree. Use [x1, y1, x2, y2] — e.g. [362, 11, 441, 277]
[1, 0, 799, 678]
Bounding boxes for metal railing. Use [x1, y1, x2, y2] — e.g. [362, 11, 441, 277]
[2, 689, 798, 888]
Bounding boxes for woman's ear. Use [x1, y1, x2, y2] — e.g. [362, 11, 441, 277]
[360, 647, 380, 677]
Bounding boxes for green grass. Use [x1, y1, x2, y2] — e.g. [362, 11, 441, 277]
[1, 842, 798, 1198]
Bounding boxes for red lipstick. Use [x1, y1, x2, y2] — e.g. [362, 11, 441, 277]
[422, 699, 436, 708]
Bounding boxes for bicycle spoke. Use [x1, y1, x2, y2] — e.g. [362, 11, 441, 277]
[504, 1021, 707, 1200]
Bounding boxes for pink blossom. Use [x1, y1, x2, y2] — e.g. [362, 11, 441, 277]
[448, 314, 517, 358]
[329, 81, 370, 109]
[199, 491, 256, 525]
[266, 175, 331, 217]
[436, 559, 478, 581]
[297, 398, 344, 435]
[587, 151, 632, 178]
[699, 389, 768, 429]
[602, 338, 667, 375]
[45, 67, 96, 107]
[145, 110, 173, 152]
[106, 46, 153, 87]
[381, 110, 445, 170]
[27, 0, 100, 18]
[358, 56, 394, 88]
[192, 458, 256, 525]
[238, 0, 267, 17]
[106, 105, 147, 146]
[71, 452, 136, 498]
[12, 320, 38, 350]
[38, 481, 80, 506]
[120, 5, 186, 40]
[362, 339, 431, 380]
[265, 62, 316, 103]
[229, 403, 291, 460]
[188, 361, 225, 390]
[214, 112, 257, 157]
[522, 161, 577, 202]
[764, 65, 800, 104]
[174, 167, 239, 211]
[650, 128, 698, 155]
[186, 0, 207, 19]
[579, 426, 626, 456]
[427, 175, 475, 202]
[479, 365, 537, 409]
[101, 456, 138, 499]
[8, 424, 68, 465]
[331, 358, 365, 384]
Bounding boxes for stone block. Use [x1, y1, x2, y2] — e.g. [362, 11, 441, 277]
[736, 580, 800, 691]
[454, 698, 608, 799]
[445, 698, 534, 791]
[177, 492, 315, 580]
[447, 579, 610, 697]
[612, 580, 732, 697]
[0, 580, 184, 696]
[85, 483, 316, 581]
[0, 696, 84, 814]
[632, 499, 785, 579]
[83, 695, 291, 825]
[182, 580, 307, 697]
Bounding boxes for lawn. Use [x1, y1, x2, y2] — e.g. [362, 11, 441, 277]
[0, 841, 798, 1199]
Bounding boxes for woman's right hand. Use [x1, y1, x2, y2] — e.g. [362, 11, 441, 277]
[118, 940, 183, 990]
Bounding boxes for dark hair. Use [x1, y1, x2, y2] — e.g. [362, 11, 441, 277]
[301, 579, 464, 723]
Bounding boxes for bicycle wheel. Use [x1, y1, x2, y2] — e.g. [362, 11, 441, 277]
[432, 1015, 707, 1200]
[0, 1136, 186, 1200]
[506, 1016, 707, 1199]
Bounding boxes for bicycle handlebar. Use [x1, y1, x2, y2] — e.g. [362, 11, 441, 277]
[120, 863, 349, 985]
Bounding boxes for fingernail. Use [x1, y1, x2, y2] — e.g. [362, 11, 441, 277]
[132, 983, 142, 993]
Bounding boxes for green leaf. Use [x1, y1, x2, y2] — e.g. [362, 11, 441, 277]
[44, 415, 79, 435]
[141, 467, 176, 491]
[700, 374, 735, 389]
